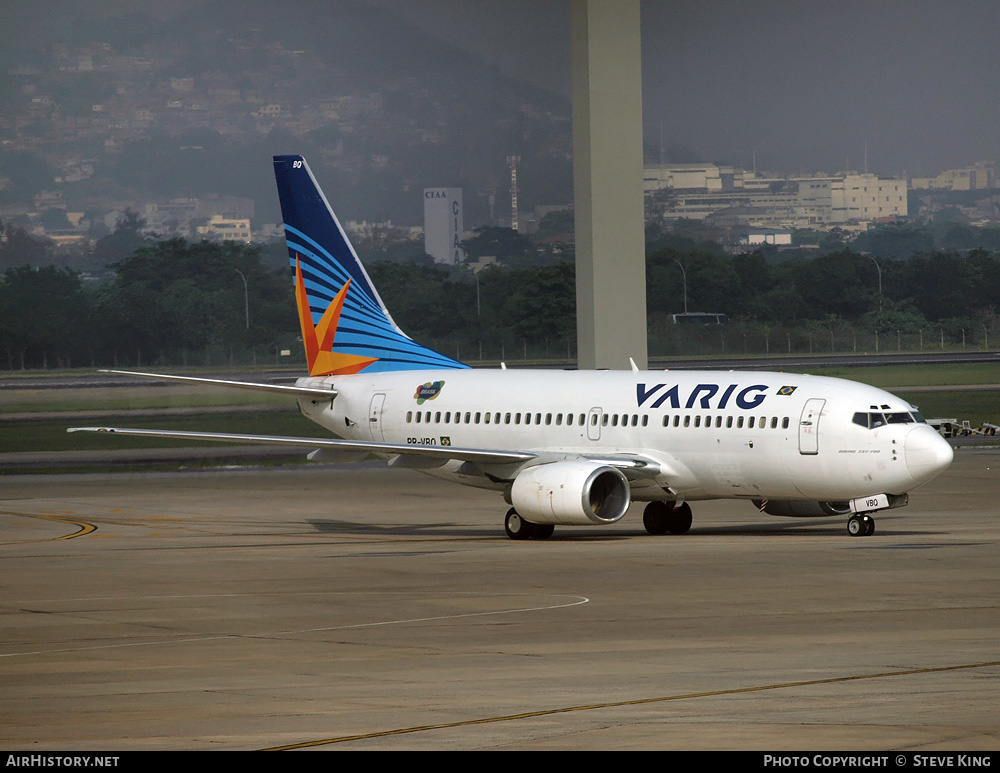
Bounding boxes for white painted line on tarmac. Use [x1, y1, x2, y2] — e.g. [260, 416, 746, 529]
[0, 594, 590, 658]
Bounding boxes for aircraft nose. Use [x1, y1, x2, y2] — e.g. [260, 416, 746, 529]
[904, 425, 954, 484]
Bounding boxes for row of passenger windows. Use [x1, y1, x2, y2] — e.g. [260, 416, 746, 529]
[407, 410, 592, 426]
[668, 414, 790, 430]
[405, 410, 790, 430]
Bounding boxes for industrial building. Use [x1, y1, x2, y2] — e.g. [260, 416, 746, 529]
[644, 163, 907, 228]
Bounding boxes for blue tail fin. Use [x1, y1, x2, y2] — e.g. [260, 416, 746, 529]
[273, 154, 468, 375]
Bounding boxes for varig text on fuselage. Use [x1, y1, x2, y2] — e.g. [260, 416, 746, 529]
[636, 382, 770, 411]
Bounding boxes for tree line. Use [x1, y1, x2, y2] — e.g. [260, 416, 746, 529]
[0, 240, 296, 370]
[643, 245, 999, 356]
[2, 234, 999, 370]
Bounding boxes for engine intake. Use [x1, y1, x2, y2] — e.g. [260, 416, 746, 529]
[511, 461, 631, 525]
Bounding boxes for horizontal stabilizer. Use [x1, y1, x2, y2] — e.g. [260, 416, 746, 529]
[99, 369, 337, 398]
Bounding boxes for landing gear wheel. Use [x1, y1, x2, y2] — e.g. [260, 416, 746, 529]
[643, 501, 693, 535]
[504, 508, 552, 540]
[643, 501, 670, 535]
[505, 508, 532, 540]
[667, 502, 693, 534]
[848, 514, 875, 537]
[533, 523, 555, 540]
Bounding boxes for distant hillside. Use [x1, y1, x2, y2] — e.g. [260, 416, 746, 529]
[0, 0, 573, 227]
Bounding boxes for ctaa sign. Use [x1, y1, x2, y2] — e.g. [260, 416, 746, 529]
[424, 187, 463, 265]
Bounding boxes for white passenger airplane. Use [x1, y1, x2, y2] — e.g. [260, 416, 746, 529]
[70, 155, 955, 539]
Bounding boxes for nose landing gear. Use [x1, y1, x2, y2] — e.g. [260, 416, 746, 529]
[847, 513, 875, 537]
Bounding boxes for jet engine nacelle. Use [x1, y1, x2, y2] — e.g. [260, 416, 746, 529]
[511, 461, 631, 526]
[751, 499, 852, 517]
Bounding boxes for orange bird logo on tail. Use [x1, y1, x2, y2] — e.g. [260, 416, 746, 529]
[294, 256, 378, 376]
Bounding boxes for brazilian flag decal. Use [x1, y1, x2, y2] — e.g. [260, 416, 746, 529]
[777, 386, 797, 396]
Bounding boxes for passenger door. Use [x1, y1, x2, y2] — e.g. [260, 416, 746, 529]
[798, 398, 825, 455]
[587, 407, 603, 441]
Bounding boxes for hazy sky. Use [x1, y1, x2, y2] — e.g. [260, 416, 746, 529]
[375, 0, 1000, 177]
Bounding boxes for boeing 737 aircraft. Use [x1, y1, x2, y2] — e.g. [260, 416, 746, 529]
[70, 155, 955, 539]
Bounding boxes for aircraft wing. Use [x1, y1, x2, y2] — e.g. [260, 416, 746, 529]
[98, 369, 337, 399]
[66, 426, 534, 466]
[66, 426, 661, 474]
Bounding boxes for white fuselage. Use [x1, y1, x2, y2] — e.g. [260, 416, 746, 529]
[295, 368, 953, 504]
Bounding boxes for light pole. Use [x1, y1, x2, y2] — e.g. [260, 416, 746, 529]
[234, 268, 249, 331]
[866, 254, 882, 314]
[674, 258, 688, 314]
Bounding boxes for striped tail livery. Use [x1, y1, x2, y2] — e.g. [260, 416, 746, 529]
[272, 154, 468, 375]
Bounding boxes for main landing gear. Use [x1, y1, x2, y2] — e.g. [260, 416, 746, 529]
[504, 508, 554, 541]
[642, 501, 693, 535]
[847, 513, 876, 537]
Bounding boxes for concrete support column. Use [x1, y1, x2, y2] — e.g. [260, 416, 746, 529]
[571, 0, 647, 370]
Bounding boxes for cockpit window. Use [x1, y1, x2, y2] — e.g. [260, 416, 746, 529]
[853, 410, 920, 429]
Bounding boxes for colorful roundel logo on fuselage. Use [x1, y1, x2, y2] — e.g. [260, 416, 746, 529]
[414, 380, 445, 404]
